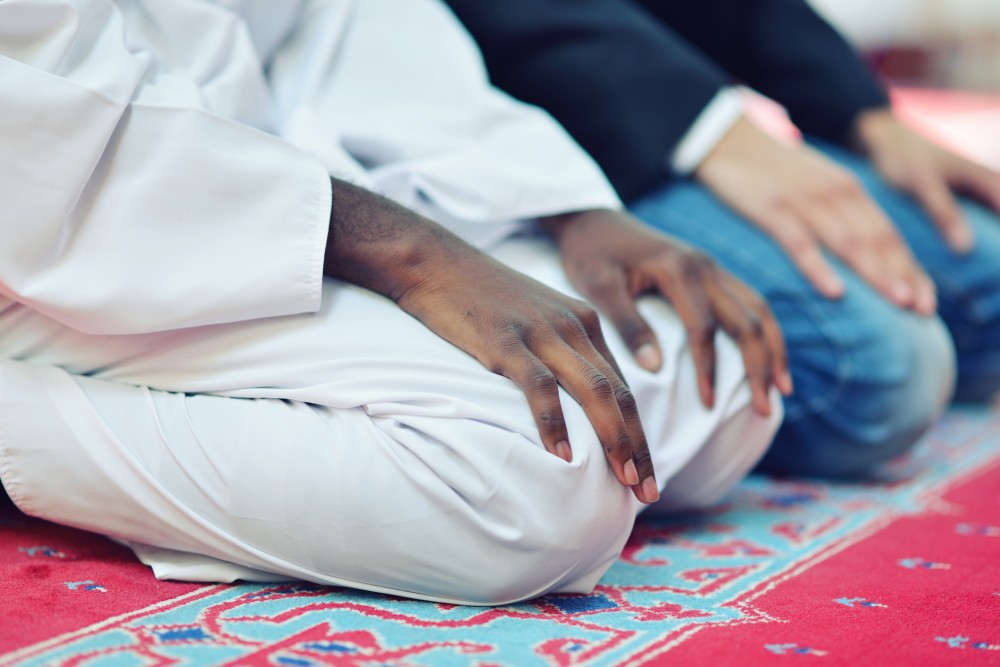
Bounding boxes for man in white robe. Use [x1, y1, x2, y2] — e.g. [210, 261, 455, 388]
[0, 0, 787, 604]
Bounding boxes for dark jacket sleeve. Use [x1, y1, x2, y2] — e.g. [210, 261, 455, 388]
[445, 0, 730, 201]
[445, 0, 890, 203]
[638, 0, 889, 145]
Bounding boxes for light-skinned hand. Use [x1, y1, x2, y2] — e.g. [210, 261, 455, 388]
[695, 114, 937, 315]
[853, 107, 1000, 254]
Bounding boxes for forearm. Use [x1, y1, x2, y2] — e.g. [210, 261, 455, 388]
[323, 178, 470, 305]
[444, 0, 725, 201]
[849, 106, 901, 155]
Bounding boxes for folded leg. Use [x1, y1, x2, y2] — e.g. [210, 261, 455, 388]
[0, 236, 779, 604]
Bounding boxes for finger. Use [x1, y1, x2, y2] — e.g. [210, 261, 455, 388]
[869, 226, 937, 316]
[764, 210, 845, 299]
[502, 347, 573, 462]
[870, 233, 935, 315]
[911, 170, 973, 253]
[652, 257, 718, 409]
[763, 309, 793, 396]
[535, 336, 631, 474]
[913, 273, 938, 316]
[577, 265, 663, 373]
[816, 190, 928, 311]
[731, 280, 793, 396]
[574, 305, 628, 388]
[953, 162, 1000, 218]
[557, 310, 660, 503]
[706, 278, 777, 416]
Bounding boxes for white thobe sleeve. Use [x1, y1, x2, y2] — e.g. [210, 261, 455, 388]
[268, 0, 624, 250]
[0, 0, 331, 335]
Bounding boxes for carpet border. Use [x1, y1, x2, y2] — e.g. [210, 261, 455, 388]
[619, 444, 1000, 666]
[0, 585, 224, 666]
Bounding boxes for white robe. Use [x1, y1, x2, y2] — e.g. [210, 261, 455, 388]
[0, 0, 781, 604]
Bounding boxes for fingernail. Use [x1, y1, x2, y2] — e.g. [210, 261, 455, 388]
[641, 476, 660, 504]
[781, 370, 794, 395]
[636, 343, 661, 372]
[555, 440, 572, 463]
[918, 285, 938, 315]
[951, 226, 974, 253]
[699, 376, 715, 409]
[825, 274, 845, 297]
[623, 459, 639, 486]
[890, 280, 913, 304]
[755, 392, 771, 416]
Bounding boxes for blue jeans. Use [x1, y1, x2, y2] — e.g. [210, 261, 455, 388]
[629, 141, 1000, 477]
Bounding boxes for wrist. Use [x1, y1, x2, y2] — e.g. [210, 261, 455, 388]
[850, 106, 896, 156]
[694, 115, 768, 182]
[538, 209, 622, 243]
[538, 210, 586, 241]
[323, 178, 458, 303]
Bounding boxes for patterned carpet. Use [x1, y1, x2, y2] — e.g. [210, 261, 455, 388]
[2, 409, 999, 666]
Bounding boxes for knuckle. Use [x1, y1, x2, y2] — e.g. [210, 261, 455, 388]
[745, 290, 769, 313]
[676, 250, 710, 281]
[908, 169, 936, 189]
[497, 319, 529, 345]
[763, 193, 792, 216]
[683, 306, 717, 338]
[631, 447, 653, 469]
[754, 359, 774, 380]
[586, 369, 613, 396]
[780, 231, 813, 256]
[571, 302, 601, 332]
[873, 231, 902, 251]
[581, 267, 619, 298]
[686, 320, 716, 344]
[816, 165, 857, 191]
[831, 175, 863, 198]
[616, 431, 633, 454]
[553, 310, 587, 340]
[498, 337, 530, 361]
[617, 316, 647, 345]
[614, 384, 638, 413]
[693, 250, 716, 271]
[538, 410, 565, 430]
[736, 314, 764, 340]
[837, 232, 862, 255]
[529, 367, 557, 391]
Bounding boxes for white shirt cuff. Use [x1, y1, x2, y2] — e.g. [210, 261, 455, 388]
[670, 87, 746, 175]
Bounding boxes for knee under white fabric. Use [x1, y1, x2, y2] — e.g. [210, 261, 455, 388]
[0, 236, 780, 605]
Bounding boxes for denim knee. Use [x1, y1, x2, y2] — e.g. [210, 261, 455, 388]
[812, 142, 1000, 404]
[628, 176, 959, 477]
[934, 202, 1000, 403]
[758, 312, 955, 478]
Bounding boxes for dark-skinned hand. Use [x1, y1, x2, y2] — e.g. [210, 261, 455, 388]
[323, 178, 659, 504]
[540, 209, 793, 416]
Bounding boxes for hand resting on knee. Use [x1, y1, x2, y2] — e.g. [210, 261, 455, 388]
[323, 179, 790, 505]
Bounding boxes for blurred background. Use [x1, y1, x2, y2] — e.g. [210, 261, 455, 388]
[808, 0, 1000, 90]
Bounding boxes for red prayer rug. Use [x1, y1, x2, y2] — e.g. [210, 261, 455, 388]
[1, 409, 999, 667]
